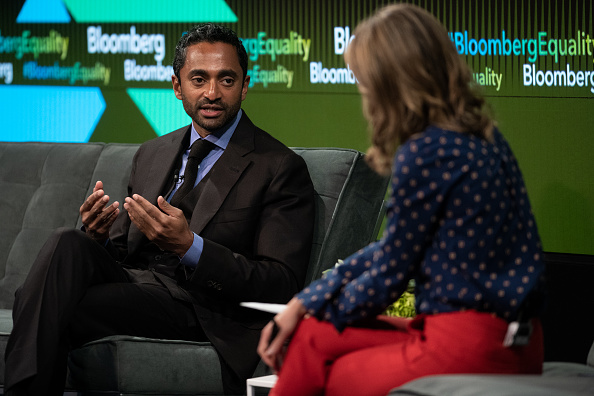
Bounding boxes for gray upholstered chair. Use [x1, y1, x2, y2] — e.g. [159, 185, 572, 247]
[67, 147, 388, 395]
[0, 142, 389, 395]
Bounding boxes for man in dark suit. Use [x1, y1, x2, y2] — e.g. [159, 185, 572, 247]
[4, 24, 315, 395]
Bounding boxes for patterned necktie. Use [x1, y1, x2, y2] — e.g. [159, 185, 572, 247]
[170, 139, 215, 207]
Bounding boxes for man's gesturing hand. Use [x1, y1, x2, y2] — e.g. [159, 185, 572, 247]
[124, 194, 194, 257]
[80, 181, 120, 242]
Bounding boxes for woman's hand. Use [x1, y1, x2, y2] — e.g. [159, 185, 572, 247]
[258, 297, 307, 373]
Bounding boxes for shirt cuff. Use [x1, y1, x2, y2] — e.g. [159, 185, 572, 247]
[180, 233, 203, 268]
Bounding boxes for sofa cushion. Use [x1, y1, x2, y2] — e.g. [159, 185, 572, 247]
[387, 344, 594, 396]
[0, 142, 104, 309]
[68, 336, 224, 395]
[542, 360, 594, 376]
[291, 148, 387, 283]
[388, 373, 594, 396]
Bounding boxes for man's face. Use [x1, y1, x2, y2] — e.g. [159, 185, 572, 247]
[172, 42, 249, 137]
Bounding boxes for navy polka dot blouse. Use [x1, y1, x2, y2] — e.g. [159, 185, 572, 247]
[297, 126, 546, 331]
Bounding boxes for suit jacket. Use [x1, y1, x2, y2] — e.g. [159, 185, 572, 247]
[106, 112, 315, 389]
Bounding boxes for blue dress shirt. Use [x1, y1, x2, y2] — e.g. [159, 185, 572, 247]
[169, 110, 242, 268]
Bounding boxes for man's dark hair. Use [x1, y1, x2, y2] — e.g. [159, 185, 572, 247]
[173, 23, 248, 81]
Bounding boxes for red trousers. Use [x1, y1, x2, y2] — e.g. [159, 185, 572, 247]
[270, 311, 543, 396]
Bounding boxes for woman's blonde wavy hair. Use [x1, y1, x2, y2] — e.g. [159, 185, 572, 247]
[345, 4, 494, 175]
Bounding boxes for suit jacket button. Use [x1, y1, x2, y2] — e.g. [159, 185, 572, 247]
[155, 255, 162, 261]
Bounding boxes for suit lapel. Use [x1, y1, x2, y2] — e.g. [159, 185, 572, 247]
[143, 139, 185, 202]
[128, 127, 189, 253]
[188, 113, 255, 234]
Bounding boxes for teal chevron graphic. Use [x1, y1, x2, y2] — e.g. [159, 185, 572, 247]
[0, 86, 105, 142]
[62, 0, 237, 23]
[17, 0, 71, 23]
[127, 88, 190, 137]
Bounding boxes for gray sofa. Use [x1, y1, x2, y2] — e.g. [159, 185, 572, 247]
[3, 141, 593, 396]
[0, 142, 389, 395]
[389, 352, 594, 396]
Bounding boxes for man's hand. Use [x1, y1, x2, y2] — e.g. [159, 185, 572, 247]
[124, 194, 194, 257]
[80, 181, 120, 242]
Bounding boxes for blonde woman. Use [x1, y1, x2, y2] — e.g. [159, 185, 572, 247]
[258, 4, 546, 396]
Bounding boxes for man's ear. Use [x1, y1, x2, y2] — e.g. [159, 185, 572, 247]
[172, 75, 183, 100]
[241, 75, 250, 101]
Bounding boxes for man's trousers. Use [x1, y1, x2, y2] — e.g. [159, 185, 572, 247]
[4, 228, 204, 396]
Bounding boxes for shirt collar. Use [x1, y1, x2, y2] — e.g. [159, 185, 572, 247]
[189, 109, 242, 150]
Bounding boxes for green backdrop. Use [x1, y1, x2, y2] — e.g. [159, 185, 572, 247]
[1, 0, 593, 255]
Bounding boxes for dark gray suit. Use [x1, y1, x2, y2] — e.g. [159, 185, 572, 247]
[5, 112, 315, 395]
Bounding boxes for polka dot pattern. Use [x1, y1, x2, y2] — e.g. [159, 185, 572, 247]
[296, 126, 545, 331]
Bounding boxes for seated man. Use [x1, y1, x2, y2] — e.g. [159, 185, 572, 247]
[4, 23, 315, 396]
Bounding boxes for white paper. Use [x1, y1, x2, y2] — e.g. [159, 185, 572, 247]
[240, 302, 287, 314]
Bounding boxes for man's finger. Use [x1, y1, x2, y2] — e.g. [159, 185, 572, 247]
[100, 201, 120, 220]
[132, 194, 158, 214]
[125, 196, 160, 230]
[124, 196, 144, 218]
[81, 190, 104, 212]
[157, 196, 181, 217]
[92, 180, 103, 193]
[88, 195, 110, 219]
[98, 207, 120, 231]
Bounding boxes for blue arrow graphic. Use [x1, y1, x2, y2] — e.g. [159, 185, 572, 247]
[17, 0, 71, 23]
[0, 86, 105, 142]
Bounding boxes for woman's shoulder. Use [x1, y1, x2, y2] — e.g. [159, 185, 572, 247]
[405, 125, 503, 153]
[402, 126, 470, 155]
[394, 125, 499, 178]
